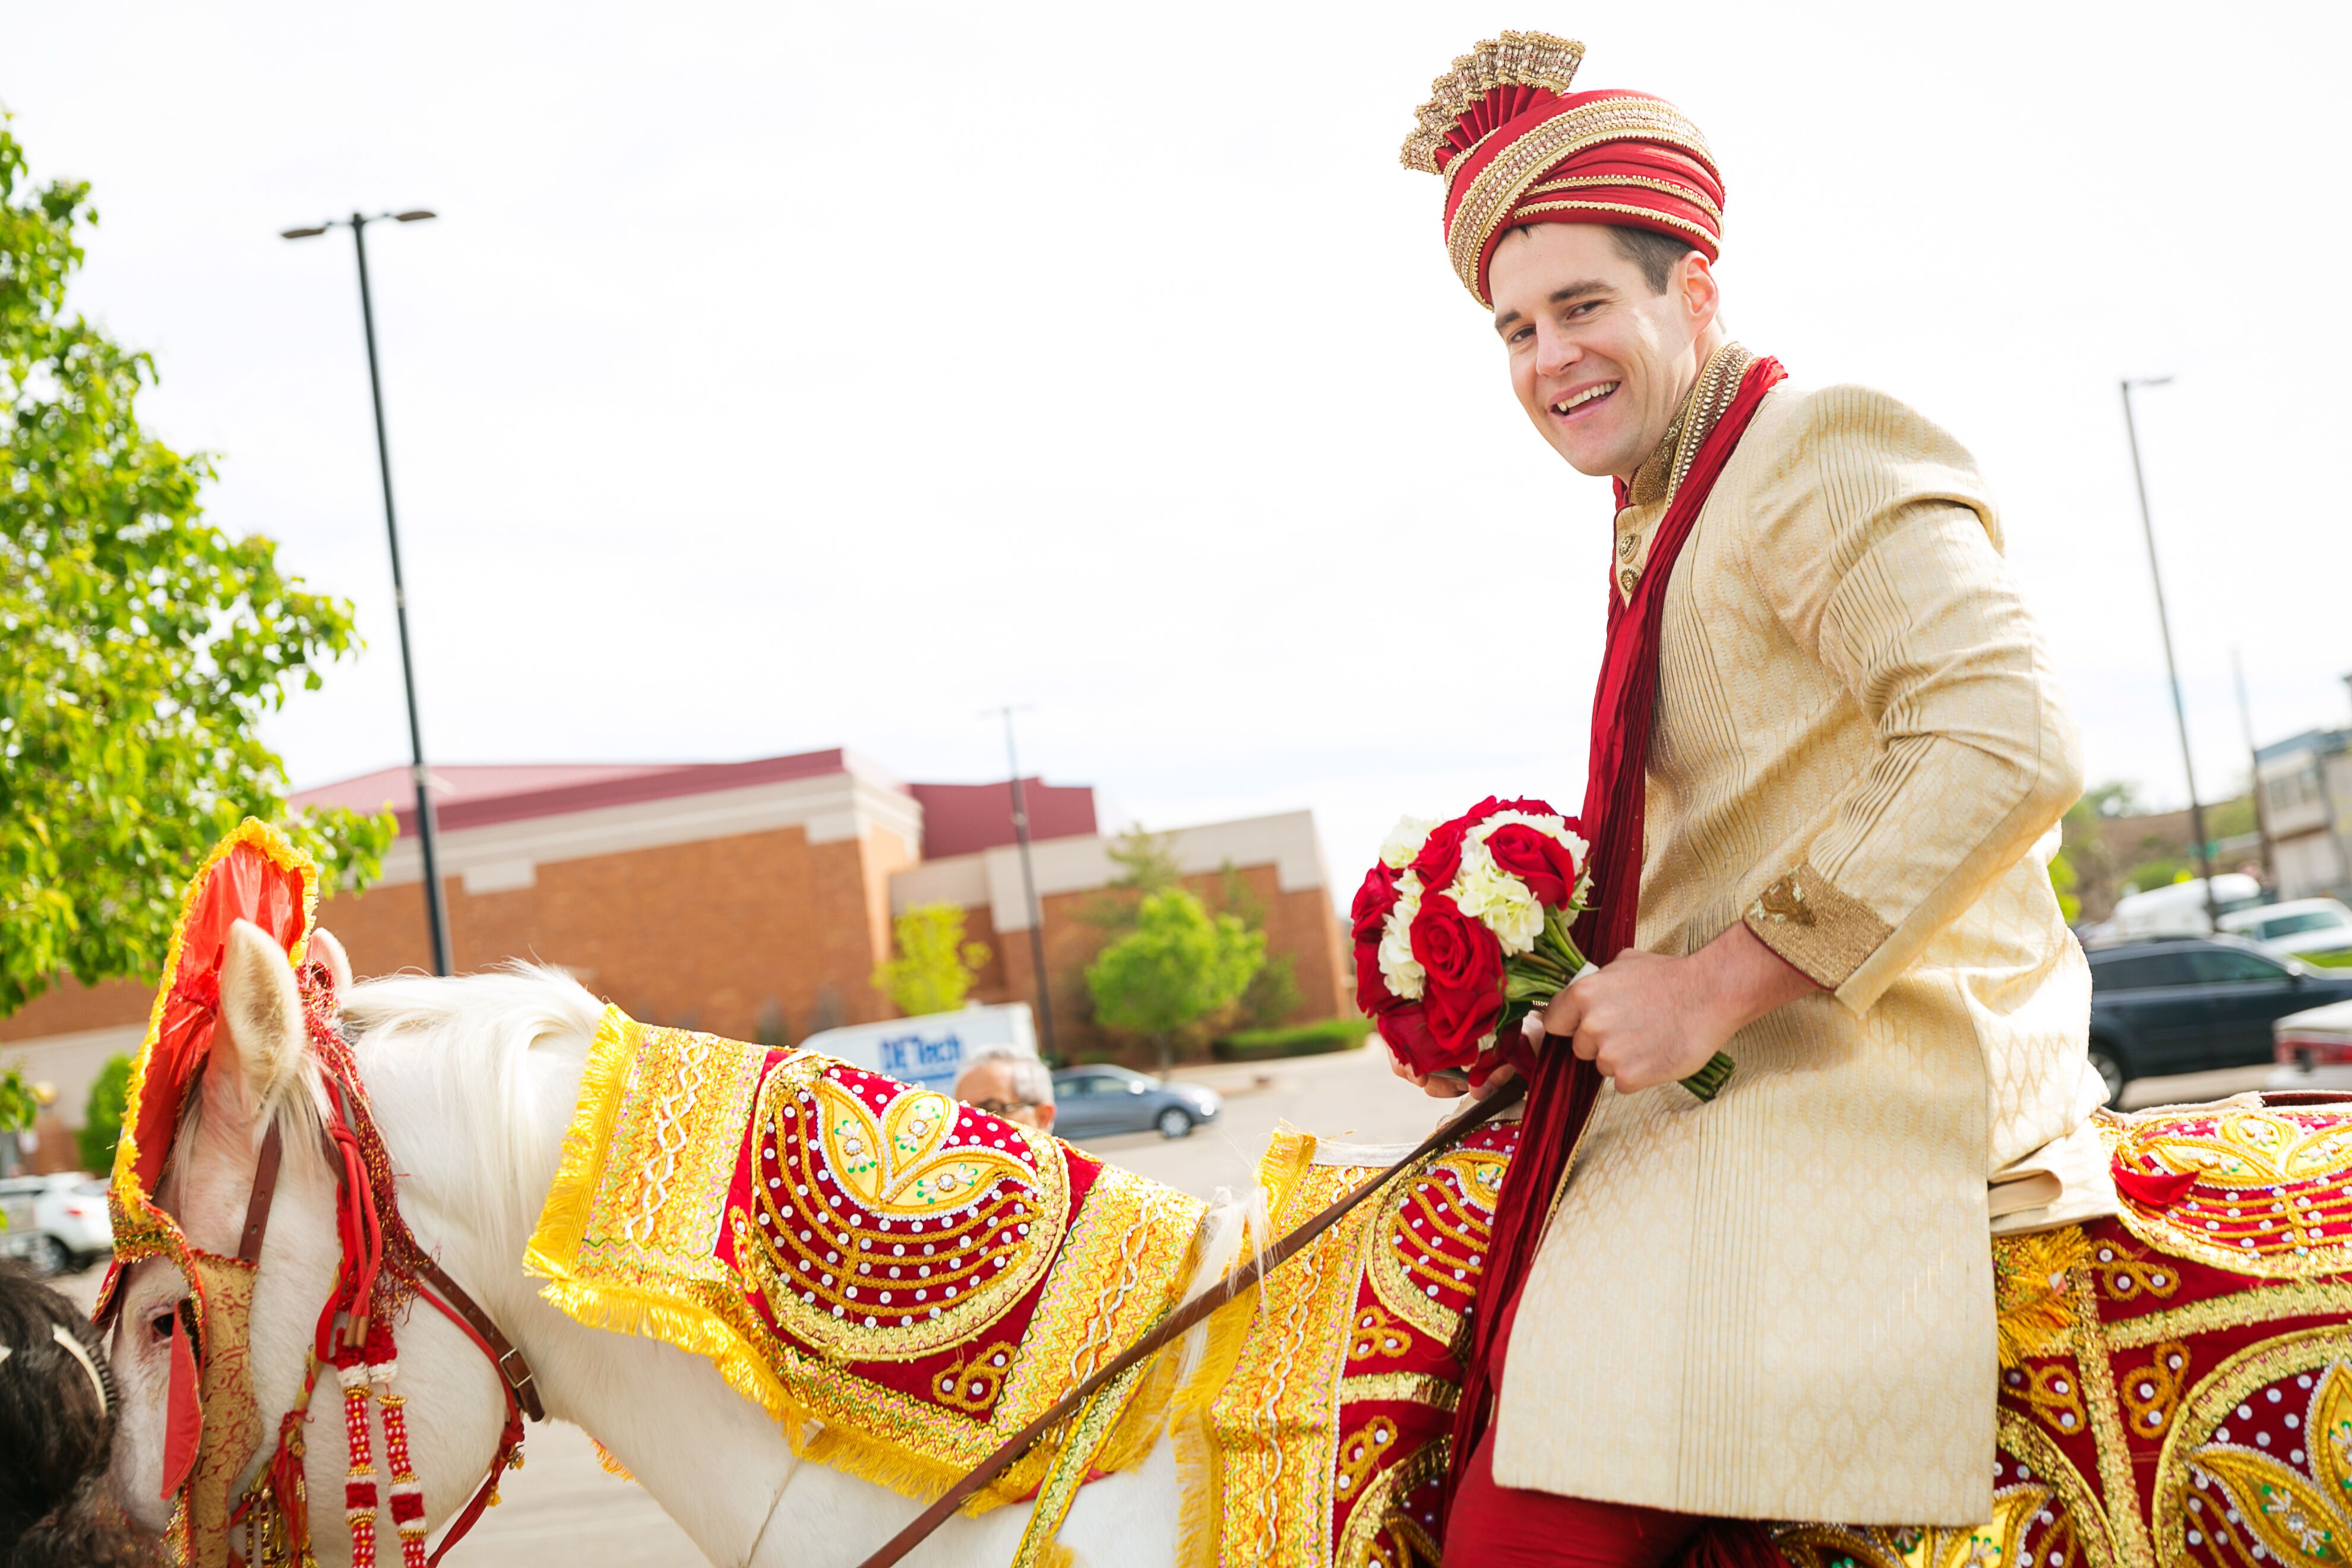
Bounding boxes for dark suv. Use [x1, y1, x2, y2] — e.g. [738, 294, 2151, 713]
[2087, 935, 2352, 1102]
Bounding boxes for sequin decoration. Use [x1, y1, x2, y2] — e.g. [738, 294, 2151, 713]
[2108, 1105, 2352, 1276]
[524, 1008, 1204, 1510]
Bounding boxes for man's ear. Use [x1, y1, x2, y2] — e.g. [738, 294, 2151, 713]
[204, 919, 308, 1137]
[1678, 249, 1721, 336]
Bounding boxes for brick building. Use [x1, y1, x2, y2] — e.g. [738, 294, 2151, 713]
[0, 748, 1349, 1159]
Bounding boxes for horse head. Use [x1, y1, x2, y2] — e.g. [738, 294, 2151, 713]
[105, 922, 507, 1561]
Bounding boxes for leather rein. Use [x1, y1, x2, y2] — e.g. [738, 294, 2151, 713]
[220, 1033, 545, 1563]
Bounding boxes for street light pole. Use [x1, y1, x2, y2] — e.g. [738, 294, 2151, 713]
[990, 706, 1059, 1061]
[283, 209, 453, 975]
[2234, 648, 2277, 886]
[2120, 375, 2220, 931]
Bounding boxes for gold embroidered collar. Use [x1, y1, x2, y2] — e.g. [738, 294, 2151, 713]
[1626, 340, 1754, 510]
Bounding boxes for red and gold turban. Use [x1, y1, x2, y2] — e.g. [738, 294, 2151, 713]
[1401, 33, 1721, 307]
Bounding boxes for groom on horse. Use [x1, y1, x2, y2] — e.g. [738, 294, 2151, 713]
[1392, 34, 2107, 1566]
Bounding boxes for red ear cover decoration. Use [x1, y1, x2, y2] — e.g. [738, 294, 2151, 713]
[162, 1310, 204, 1500]
[2111, 1161, 2199, 1209]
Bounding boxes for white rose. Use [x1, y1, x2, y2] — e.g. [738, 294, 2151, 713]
[1376, 872, 1425, 999]
[1378, 815, 1440, 871]
[1450, 853, 1544, 955]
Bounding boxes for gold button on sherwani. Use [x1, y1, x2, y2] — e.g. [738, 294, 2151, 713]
[1491, 381, 2097, 1525]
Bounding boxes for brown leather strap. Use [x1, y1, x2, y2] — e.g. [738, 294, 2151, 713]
[237, 1123, 286, 1264]
[415, 1256, 546, 1422]
[851, 1077, 1529, 1568]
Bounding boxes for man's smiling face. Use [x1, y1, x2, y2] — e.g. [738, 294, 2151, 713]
[1488, 223, 1719, 481]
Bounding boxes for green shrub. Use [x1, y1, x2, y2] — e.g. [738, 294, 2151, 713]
[78, 1054, 131, 1172]
[1212, 1017, 1375, 1062]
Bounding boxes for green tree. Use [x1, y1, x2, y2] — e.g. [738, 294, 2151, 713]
[1086, 888, 1264, 1072]
[0, 1064, 34, 1135]
[1078, 827, 1183, 935]
[1, 117, 391, 1018]
[77, 1051, 128, 1171]
[872, 903, 991, 1016]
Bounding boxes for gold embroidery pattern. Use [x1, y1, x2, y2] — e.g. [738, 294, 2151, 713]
[2117, 1340, 2191, 1441]
[1370, 1145, 1507, 1344]
[1525, 172, 1724, 224]
[2102, 1108, 2352, 1278]
[1742, 860, 1894, 991]
[525, 1011, 1205, 1513]
[1399, 31, 1586, 175]
[2149, 1330, 2352, 1568]
[2091, 1235, 2185, 1307]
[739, 1055, 1068, 1360]
[1349, 1305, 1411, 1364]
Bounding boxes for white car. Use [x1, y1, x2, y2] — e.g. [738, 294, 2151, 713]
[2221, 898, 2352, 961]
[0, 1172, 112, 1276]
[2268, 997, 2352, 1092]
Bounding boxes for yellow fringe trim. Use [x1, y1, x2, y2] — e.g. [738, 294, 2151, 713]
[526, 1004, 1193, 1517]
[590, 1440, 634, 1480]
[522, 1005, 636, 1282]
[1992, 1225, 2094, 1370]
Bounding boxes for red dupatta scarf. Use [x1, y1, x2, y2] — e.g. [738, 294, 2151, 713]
[1446, 351, 1787, 1500]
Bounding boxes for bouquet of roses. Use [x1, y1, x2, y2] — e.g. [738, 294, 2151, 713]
[1351, 796, 1734, 1101]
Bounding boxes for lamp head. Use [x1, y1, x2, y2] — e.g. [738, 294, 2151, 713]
[279, 226, 329, 240]
[393, 210, 436, 223]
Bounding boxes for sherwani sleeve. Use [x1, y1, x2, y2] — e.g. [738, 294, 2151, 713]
[1735, 385, 2084, 1014]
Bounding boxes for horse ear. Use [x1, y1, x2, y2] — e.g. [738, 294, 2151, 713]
[205, 919, 308, 1133]
[309, 928, 355, 998]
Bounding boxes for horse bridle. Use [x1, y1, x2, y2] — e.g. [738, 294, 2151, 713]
[199, 1049, 546, 1563]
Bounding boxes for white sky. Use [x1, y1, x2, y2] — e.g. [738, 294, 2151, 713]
[8, 2, 2350, 905]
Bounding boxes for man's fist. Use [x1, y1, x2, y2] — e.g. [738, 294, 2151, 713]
[1538, 923, 1817, 1093]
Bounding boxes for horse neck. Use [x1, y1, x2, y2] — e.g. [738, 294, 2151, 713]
[356, 1007, 811, 1564]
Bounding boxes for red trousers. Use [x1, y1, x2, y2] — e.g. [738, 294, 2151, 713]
[1442, 1292, 1702, 1568]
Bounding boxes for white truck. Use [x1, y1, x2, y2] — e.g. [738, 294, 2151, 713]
[798, 1002, 1040, 1096]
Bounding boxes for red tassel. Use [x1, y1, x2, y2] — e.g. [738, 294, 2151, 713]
[2113, 1162, 2199, 1208]
[162, 1310, 204, 1499]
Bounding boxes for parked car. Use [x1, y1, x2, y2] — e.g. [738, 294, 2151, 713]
[1048, 1064, 1222, 1140]
[2268, 997, 2352, 1092]
[2220, 897, 2352, 961]
[0, 1172, 110, 1276]
[2087, 935, 2352, 1104]
[2099, 874, 2266, 941]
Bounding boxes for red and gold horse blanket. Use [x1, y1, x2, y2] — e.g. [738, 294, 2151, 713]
[524, 1007, 1206, 1509]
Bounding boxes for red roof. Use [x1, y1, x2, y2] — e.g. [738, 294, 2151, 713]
[908, 779, 1097, 858]
[289, 750, 865, 837]
[288, 754, 1096, 857]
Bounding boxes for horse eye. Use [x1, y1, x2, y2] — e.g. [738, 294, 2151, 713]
[148, 1310, 176, 1343]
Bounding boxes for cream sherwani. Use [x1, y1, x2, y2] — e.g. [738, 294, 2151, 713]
[1491, 359, 2101, 1524]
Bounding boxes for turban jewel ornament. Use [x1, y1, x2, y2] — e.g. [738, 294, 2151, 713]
[1400, 31, 1724, 308]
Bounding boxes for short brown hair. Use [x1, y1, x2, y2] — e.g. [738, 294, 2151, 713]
[1609, 226, 1697, 293]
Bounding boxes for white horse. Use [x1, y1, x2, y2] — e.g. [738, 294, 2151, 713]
[108, 920, 1245, 1567]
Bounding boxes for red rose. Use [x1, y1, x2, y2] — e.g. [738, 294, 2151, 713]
[1408, 892, 1504, 1066]
[1354, 938, 1392, 1016]
[1409, 798, 1508, 888]
[1351, 862, 1401, 945]
[1375, 1002, 1458, 1077]
[1484, 823, 1583, 908]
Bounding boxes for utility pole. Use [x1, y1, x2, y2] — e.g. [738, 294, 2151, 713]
[2234, 649, 2276, 887]
[2120, 375, 2220, 932]
[282, 209, 454, 974]
[989, 706, 1058, 1060]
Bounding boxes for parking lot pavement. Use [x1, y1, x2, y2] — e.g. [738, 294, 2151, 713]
[36, 1045, 2284, 1565]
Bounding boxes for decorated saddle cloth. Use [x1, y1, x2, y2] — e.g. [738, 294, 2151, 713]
[1181, 1100, 2352, 1568]
[524, 1007, 1208, 1509]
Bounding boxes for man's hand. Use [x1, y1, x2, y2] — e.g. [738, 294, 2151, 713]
[1539, 922, 1817, 1093]
[1386, 1047, 1519, 1104]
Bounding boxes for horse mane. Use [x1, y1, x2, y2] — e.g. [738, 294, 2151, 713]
[338, 962, 605, 1256]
